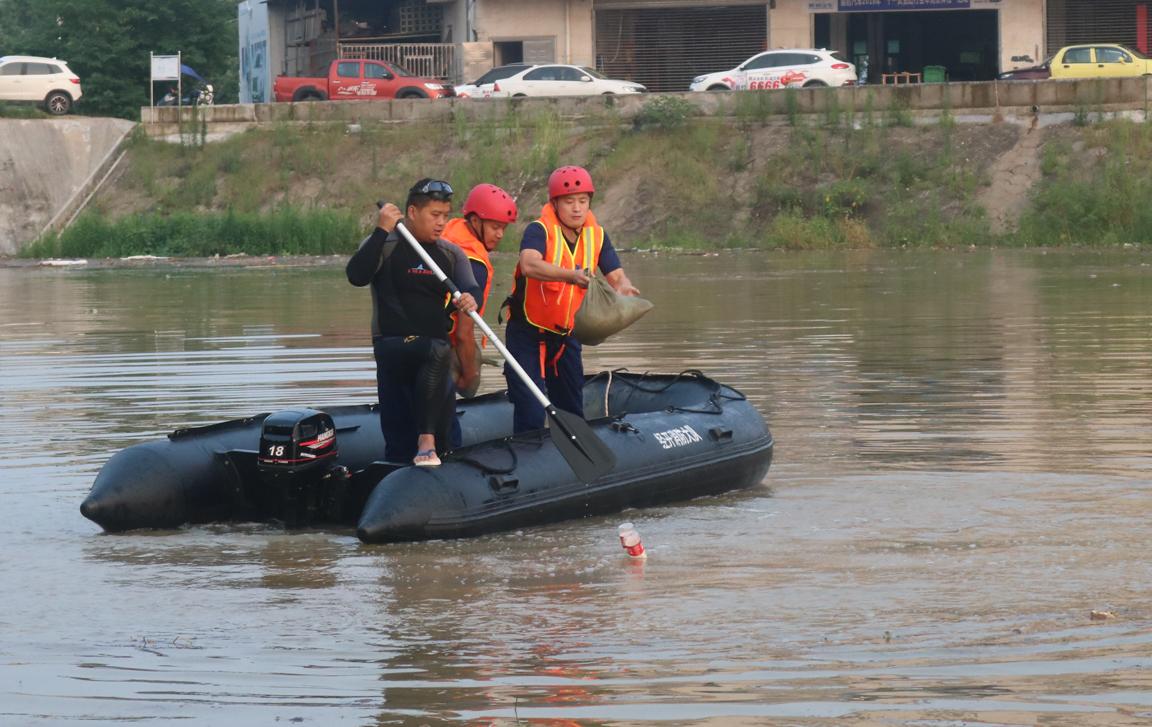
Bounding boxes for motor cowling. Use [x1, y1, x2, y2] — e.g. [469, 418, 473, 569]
[256, 409, 345, 526]
[258, 408, 338, 472]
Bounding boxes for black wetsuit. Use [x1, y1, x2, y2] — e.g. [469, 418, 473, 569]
[347, 226, 480, 461]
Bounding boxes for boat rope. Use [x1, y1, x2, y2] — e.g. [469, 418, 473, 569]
[586, 368, 711, 417]
[170, 413, 270, 440]
[452, 433, 547, 475]
[667, 383, 747, 415]
[586, 369, 747, 416]
[589, 368, 705, 392]
[603, 369, 613, 418]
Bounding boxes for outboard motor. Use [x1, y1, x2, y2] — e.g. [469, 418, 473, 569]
[256, 409, 347, 527]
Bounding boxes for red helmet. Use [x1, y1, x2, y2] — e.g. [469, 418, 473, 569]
[548, 166, 595, 199]
[461, 183, 518, 223]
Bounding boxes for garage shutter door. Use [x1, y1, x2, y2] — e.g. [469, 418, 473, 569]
[1046, 0, 1151, 55]
[595, 4, 768, 93]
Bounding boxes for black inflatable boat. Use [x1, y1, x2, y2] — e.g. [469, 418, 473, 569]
[80, 370, 773, 542]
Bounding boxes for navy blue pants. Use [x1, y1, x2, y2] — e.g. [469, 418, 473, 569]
[503, 319, 584, 433]
[373, 335, 453, 462]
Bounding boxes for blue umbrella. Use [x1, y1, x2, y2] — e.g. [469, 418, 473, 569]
[180, 64, 206, 83]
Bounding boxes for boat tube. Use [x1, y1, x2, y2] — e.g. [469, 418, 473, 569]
[80, 371, 773, 542]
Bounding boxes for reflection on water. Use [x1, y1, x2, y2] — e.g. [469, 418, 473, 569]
[1, 250, 1150, 724]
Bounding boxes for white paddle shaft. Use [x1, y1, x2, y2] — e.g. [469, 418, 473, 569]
[394, 221, 553, 411]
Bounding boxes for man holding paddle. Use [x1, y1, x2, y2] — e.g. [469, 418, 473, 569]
[504, 165, 639, 434]
[346, 179, 479, 467]
[361, 173, 617, 483]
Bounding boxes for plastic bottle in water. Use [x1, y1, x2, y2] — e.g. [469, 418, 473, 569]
[617, 522, 646, 559]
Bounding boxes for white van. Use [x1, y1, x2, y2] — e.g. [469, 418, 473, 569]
[0, 55, 83, 114]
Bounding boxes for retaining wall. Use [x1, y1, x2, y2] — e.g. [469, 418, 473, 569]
[139, 77, 1152, 140]
[0, 117, 136, 255]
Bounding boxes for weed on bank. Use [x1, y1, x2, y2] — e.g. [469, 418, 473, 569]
[20, 108, 1152, 258]
[1015, 121, 1152, 247]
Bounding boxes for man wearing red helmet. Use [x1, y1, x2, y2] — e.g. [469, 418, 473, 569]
[441, 183, 518, 395]
[504, 165, 639, 433]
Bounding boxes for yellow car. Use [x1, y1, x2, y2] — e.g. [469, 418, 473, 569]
[1049, 44, 1152, 79]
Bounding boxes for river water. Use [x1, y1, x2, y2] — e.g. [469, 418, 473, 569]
[1, 249, 1149, 726]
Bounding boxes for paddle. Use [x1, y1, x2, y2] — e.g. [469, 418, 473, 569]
[390, 218, 616, 483]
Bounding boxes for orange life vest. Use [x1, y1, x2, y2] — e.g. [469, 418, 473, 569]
[513, 203, 604, 335]
[441, 217, 494, 314]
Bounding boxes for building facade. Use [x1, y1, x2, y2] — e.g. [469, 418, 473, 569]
[239, 0, 1152, 100]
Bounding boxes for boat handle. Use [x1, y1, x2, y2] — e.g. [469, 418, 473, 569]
[709, 427, 734, 443]
[488, 475, 520, 493]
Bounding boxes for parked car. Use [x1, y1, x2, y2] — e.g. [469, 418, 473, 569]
[0, 55, 82, 114]
[457, 63, 645, 98]
[273, 58, 453, 102]
[690, 49, 856, 91]
[1048, 44, 1152, 79]
[998, 58, 1052, 81]
[455, 64, 529, 98]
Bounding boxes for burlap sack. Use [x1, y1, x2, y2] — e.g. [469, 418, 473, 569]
[572, 275, 654, 346]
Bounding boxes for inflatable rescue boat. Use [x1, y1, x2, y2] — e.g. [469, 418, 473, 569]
[80, 370, 773, 542]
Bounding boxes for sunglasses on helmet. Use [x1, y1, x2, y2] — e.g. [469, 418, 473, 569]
[410, 179, 454, 201]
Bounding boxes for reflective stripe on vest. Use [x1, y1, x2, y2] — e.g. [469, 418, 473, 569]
[519, 204, 603, 335]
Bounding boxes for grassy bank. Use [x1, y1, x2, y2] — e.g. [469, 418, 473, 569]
[1015, 121, 1152, 246]
[21, 100, 1152, 258]
[0, 102, 50, 118]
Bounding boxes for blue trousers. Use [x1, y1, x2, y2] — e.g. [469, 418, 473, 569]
[503, 319, 584, 433]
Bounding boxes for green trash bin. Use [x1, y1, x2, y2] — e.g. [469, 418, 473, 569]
[923, 65, 947, 83]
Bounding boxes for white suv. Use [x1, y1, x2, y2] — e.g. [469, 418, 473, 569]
[690, 49, 856, 92]
[0, 55, 83, 114]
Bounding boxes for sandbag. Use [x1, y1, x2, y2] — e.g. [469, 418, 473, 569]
[572, 275, 654, 346]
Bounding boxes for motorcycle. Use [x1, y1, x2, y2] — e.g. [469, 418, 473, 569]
[157, 83, 214, 107]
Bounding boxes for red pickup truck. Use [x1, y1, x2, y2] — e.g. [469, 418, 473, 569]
[273, 59, 454, 102]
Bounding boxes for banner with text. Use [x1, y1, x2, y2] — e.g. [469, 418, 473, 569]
[810, 0, 973, 11]
[151, 55, 180, 81]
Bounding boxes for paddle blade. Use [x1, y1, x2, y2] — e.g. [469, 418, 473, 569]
[547, 407, 616, 483]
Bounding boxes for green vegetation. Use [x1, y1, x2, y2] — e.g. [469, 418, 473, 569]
[26, 207, 360, 259]
[19, 107, 1152, 258]
[24, 107, 592, 258]
[632, 95, 696, 130]
[596, 106, 996, 249]
[0, 102, 49, 118]
[1015, 121, 1152, 246]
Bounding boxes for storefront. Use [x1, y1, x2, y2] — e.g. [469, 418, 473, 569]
[801, 0, 1043, 82]
[593, 1, 769, 92]
[1046, 0, 1151, 56]
[244, 0, 1147, 93]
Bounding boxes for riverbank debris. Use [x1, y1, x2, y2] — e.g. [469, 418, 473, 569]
[40, 258, 87, 266]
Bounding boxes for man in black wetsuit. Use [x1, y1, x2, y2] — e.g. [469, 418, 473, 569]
[346, 179, 480, 467]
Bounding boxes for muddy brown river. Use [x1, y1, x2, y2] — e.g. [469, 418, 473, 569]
[1, 249, 1149, 726]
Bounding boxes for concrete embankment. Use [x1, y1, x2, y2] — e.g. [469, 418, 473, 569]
[0, 117, 135, 255]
